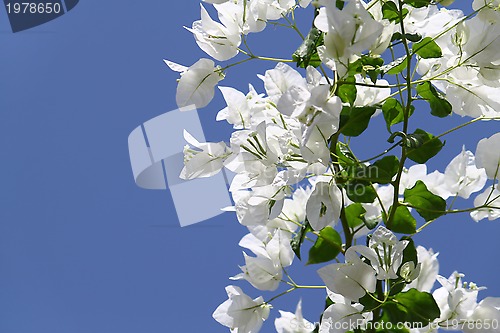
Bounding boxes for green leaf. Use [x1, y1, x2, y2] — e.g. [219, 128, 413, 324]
[359, 292, 382, 312]
[391, 31, 404, 42]
[382, 1, 409, 23]
[382, 98, 405, 131]
[348, 56, 384, 84]
[335, 143, 357, 169]
[387, 289, 441, 325]
[385, 56, 409, 75]
[416, 82, 452, 117]
[345, 156, 399, 186]
[404, 181, 447, 221]
[337, 76, 357, 106]
[404, 33, 422, 42]
[291, 222, 312, 260]
[293, 26, 324, 69]
[404, 0, 432, 8]
[386, 205, 417, 234]
[382, 2, 399, 21]
[325, 296, 334, 309]
[372, 156, 400, 183]
[406, 129, 445, 163]
[307, 227, 343, 265]
[345, 180, 378, 203]
[412, 37, 442, 59]
[339, 106, 377, 137]
[345, 203, 366, 228]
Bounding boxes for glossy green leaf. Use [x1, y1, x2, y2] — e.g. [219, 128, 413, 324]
[416, 82, 452, 117]
[335, 143, 357, 169]
[348, 56, 384, 84]
[412, 37, 442, 59]
[293, 26, 323, 69]
[404, 181, 447, 221]
[384, 289, 441, 325]
[372, 156, 400, 183]
[406, 129, 445, 163]
[307, 227, 343, 265]
[345, 203, 366, 228]
[404, 0, 432, 8]
[382, 1, 409, 23]
[405, 33, 422, 42]
[339, 106, 377, 137]
[345, 156, 399, 186]
[386, 205, 417, 234]
[382, 98, 405, 131]
[337, 77, 357, 106]
[386, 56, 409, 75]
[345, 180, 378, 203]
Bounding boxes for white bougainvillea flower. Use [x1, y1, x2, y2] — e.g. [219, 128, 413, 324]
[258, 63, 306, 104]
[404, 5, 463, 40]
[166, 58, 224, 109]
[300, 90, 343, 145]
[217, 85, 265, 129]
[361, 184, 394, 226]
[265, 229, 294, 268]
[354, 75, 392, 107]
[180, 130, 230, 179]
[366, 0, 395, 55]
[314, 0, 384, 77]
[213, 285, 271, 333]
[306, 179, 342, 231]
[464, 10, 500, 68]
[470, 188, 500, 222]
[187, 5, 241, 61]
[249, 0, 296, 22]
[214, 0, 267, 35]
[433, 272, 486, 328]
[399, 164, 428, 193]
[444, 147, 487, 199]
[319, 303, 364, 333]
[398, 164, 455, 200]
[273, 186, 311, 225]
[406, 246, 439, 292]
[473, 0, 500, 11]
[231, 251, 283, 291]
[318, 246, 377, 301]
[475, 133, 500, 180]
[361, 226, 409, 280]
[232, 185, 286, 226]
[463, 297, 500, 333]
[232, 229, 293, 291]
[446, 76, 500, 119]
[275, 300, 315, 333]
[249, 186, 312, 240]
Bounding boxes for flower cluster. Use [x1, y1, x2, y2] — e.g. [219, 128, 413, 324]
[163, 0, 500, 332]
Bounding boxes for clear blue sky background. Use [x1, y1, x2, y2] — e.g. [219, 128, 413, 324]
[0, 1, 499, 332]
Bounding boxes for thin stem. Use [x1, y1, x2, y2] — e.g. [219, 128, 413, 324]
[266, 287, 296, 304]
[387, 0, 413, 228]
[357, 141, 402, 164]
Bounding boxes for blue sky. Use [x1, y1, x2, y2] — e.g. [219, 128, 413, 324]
[1, 1, 499, 332]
